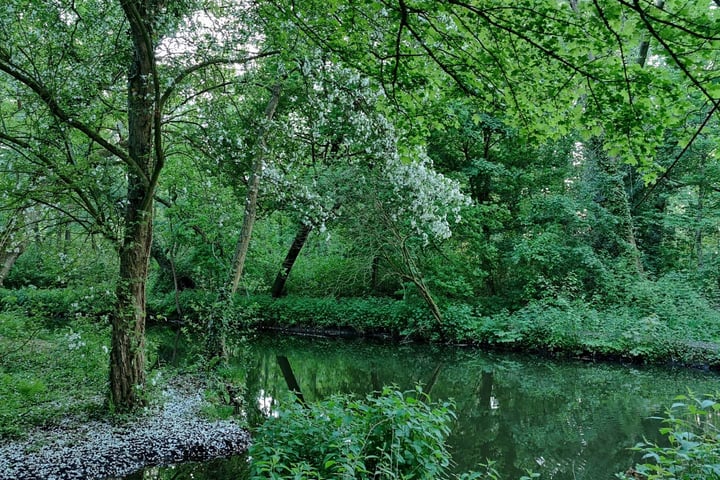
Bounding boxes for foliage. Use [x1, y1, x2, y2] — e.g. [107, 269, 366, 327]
[0, 286, 116, 324]
[0, 311, 109, 438]
[160, 290, 720, 367]
[229, 295, 422, 337]
[619, 394, 720, 480]
[249, 386, 487, 480]
[0, 310, 181, 438]
[2, 0, 720, 419]
[4, 238, 117, 289]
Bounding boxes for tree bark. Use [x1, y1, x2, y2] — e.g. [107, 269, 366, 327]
[271, 223, 312, 298]
[110, 180, 153, 410]
[0, 243, 24, 287]
[588, 139, 644, 274]
[228, 83, 282, 295]
[110, 0, 160, 411]
[0, 209, 27, 287]
[695, 182, 706, 270]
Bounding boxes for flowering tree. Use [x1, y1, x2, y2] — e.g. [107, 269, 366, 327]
[254, 57, 468, 317]
[0, 0, 272, 409]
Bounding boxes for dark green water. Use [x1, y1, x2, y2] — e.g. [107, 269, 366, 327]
[135, 333, 719, 479]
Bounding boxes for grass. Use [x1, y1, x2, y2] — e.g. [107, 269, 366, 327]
[0, 311, 112, 438]
[0, 305, 236, 439]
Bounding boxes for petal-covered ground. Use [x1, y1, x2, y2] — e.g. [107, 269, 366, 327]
[0, 379, 250, 480]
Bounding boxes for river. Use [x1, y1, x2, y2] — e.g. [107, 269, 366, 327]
[131, 332, 719, 479]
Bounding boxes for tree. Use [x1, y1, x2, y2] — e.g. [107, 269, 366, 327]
[0, 0, 270, 410]
[228, 83, 282, 295]
[262, 1, 720, 180]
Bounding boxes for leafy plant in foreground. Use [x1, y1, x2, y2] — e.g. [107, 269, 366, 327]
[619, 394, 720, 479]
[249, 386, 498, 479]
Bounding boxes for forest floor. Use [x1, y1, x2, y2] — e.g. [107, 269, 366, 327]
[0, 310, 249, 479]
[0, 375, 250, 480]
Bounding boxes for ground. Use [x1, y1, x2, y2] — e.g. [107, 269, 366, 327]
[0, 377, 250, 480]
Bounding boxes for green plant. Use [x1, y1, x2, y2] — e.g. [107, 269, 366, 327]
[249, 386, 485, 479]
[619, 394, 720, 479]
[0, 311, 111, 438]
[0, 286, 115, 325]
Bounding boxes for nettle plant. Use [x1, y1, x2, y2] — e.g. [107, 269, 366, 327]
[249, 386, 489, 480]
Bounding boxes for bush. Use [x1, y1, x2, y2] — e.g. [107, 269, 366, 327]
[0, 311, 110, 437]
[619, 394, 720, 479]
[162, 291, 720, 366]
[0, 286, 115, 324]
[249, 386, 495, 480]
[211, 295, 426, 337]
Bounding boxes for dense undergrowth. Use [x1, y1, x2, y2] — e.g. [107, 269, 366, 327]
[2, 285, 720, 368]
[0, 307, 112, 438]
[248, 387, 523, 480]
[146, 288, 720, 368]
[254, 389, 720, 480]
[618, 394, 720, 480]
[0, 302, 173, 438]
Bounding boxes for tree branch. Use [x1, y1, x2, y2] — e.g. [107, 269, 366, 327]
[0, 61, 142, 181]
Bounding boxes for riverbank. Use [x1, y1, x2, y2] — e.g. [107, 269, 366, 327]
[150, 291, 720, 369]
[1, 290, 719, 479]
[0, 308, 249, 478]
[3, 286, 720, 369]
[0, 376, 250, 480]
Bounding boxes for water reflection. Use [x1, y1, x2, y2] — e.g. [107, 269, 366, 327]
[141, 333, 718, 479]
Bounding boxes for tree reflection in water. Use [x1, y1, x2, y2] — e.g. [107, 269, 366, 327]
[138, 333, 717, 480]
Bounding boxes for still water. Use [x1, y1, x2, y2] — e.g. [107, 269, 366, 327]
[135, 333, 719, 479]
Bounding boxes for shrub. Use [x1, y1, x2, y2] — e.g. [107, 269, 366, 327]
[250, 387, 472, 479]
[223, 295, 421, 336]
[620, 394, 720, 480]
[0, 286, 115, 324]
[0, 311, 110, 437]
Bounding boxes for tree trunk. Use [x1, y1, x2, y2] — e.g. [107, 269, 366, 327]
[588, 139, 643, 274]
[0, 243, 24, 287]
[110, 0, 158, 411]
[370, 255, 380, 292]
[637, 1, 665, 68]
[228, 83, 281, 295]
[609, 160, 644, 273]
[271, 223, 312, 298]
[408, 274, 444, 324]
[695, 183, 706, 270]
[0, 207, 28, 286]
[110, 180, 153, 410]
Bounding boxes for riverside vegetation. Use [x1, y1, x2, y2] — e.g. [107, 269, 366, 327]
[1, 288, 720, 479]
[3, 0, 720, 478]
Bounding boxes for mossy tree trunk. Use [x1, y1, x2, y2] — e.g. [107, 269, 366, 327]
[110, 179, 153, 409]
[110, 0, 161, 410]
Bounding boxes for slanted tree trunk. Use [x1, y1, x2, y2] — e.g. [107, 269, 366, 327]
[385, 238, 443, 324]
[271, 223, 312, 298]
[0, 242, 25, 287]
[228, 83, 281, 295]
